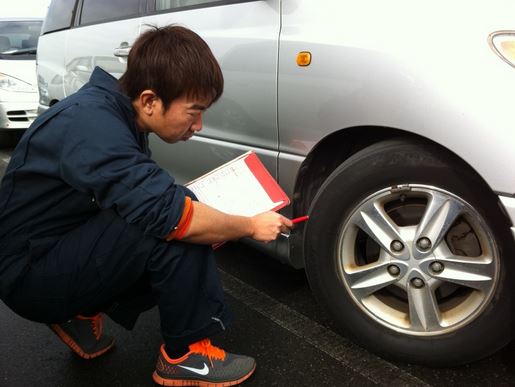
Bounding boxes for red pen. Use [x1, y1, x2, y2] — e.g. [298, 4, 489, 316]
[291, 215, 309, 224]
[280, 215, 309, 238]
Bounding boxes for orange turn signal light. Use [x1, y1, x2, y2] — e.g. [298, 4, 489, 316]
[296, 51, 312, 66]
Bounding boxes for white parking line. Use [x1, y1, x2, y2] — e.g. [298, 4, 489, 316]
[221, 270, 431, 387]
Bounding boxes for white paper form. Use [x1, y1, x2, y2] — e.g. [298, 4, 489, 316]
[186, 156, 284, 217]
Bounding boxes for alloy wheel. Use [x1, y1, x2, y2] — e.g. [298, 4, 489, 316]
[337, 184, 500, 336]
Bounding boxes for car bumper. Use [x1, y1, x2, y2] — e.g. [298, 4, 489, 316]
[499, 195, 515, 241]
[0, 100, 38, 130]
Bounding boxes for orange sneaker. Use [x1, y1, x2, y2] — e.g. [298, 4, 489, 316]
[49, 314, 114, 359]
[153, 338, 256, 386]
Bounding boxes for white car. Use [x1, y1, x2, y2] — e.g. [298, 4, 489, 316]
[36, 0, 515, 366]
[0, 18, 41, 135]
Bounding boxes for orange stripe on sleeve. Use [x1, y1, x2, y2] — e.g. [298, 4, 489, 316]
[166, 196, 193, 241]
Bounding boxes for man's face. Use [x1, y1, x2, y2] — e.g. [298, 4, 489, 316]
[136, 93, 211, 143]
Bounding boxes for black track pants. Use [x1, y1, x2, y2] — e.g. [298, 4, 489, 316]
[3, 210, 232, 348]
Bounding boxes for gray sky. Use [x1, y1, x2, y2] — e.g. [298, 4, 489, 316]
[1, 0, 51, 18]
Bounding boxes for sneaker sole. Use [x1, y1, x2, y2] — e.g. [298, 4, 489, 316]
[151, 363, 256, 386]
[49, 324, 114, 360]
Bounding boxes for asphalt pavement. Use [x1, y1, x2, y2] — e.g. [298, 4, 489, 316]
[1, 148, 515, 387]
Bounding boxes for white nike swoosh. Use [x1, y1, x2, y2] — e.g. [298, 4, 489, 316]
[177, 363, 209, 376]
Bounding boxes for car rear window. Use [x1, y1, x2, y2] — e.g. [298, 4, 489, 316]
[41, 0, 76, 35]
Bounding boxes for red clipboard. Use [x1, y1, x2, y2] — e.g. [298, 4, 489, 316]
[185, 151, 290, 249]
[242, 152, 289, 212]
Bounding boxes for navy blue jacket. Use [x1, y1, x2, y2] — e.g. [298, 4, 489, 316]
[0, 68, 188, 297]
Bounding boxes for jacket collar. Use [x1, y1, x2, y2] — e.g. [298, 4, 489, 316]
[88, 67, 149, 154]
[89, 66, 133, 115]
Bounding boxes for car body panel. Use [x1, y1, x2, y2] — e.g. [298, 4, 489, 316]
[63, 18, 140, 88]
[37, 26, 67, 109]
[500, 195, 515, 240]
[0, 60, 37, 86]
[278, 0, 515, 195]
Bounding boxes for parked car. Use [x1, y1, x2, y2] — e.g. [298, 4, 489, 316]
[0, 17, 42, 137]
[37, 0, 515, 367]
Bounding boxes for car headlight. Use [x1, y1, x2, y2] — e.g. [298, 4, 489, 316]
[489, 31, 515, 68]
[0, 72, 36, 92]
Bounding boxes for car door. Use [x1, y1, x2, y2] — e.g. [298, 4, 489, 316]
[64, 0, 144, 97]
[142, 0, 281, 184]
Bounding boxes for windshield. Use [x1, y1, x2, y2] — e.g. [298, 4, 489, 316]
[0, 20, 43, 58]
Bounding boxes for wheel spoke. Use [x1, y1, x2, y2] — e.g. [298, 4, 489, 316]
[345, 262, 403, 299]
[351, 199, 408, 259]
[431, 253, 496, 292]
[407, 282, 442, 331]
[414, 192, 463, 257]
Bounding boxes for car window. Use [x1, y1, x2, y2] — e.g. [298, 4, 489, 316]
[154, 0, 255, 11]
[80, 0, 141, 26]
[156, 0, 220, 10]
[41, 0, 76, 35]
[0, 20, 43, 58]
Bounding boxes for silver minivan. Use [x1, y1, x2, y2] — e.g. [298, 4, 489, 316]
[37, 0, 515, 366]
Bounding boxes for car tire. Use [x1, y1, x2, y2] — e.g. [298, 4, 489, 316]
[304, 138, 514, 366]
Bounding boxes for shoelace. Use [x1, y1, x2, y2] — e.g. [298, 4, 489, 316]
[77, 314, 102, 341]
[189, 338, 226, 367]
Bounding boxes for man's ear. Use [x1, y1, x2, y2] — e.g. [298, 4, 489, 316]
[138, 90, 158, 115]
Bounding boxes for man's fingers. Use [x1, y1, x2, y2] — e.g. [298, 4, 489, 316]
[281, 216, 293, 228]
[279, 224, 290, 234]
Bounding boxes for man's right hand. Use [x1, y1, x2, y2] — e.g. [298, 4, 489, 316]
[250, 211, 293, 242]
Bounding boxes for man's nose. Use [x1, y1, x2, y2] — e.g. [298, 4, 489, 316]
[191, 113, 203, 131]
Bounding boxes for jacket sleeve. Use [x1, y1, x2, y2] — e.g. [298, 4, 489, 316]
[58, 101, 187, 239]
